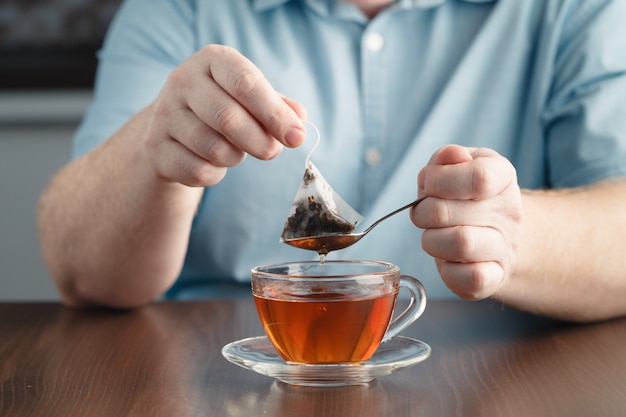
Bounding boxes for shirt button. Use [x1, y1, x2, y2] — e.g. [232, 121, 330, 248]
[365, 148, 382, 166]
[364, 32, 384, 52]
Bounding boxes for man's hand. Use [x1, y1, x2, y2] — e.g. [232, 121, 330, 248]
[143, 44, 307, 187]
[411, 145, 523, 300]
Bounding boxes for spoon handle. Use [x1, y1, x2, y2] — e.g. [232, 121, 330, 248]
[363, 196, 428, 234]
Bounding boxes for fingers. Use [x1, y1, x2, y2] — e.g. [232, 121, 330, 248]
[144, 45, 310, 187]
[435, 258, 505, 300]
[148, 135, 228, 188]
[186, 82, 285, 160]
[419, 145, 516, 200]
[411, 195, 517, 230]
[164, 108, 248, 167]
[422, 225, 508, 298]
[281, 95, 308, 121]
[201, 45, 306, 150]
[414, 144, 523, 301]
[422, 226, 507, 265]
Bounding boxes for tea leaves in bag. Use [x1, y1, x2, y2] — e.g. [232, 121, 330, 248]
[281, 161, 363, 241]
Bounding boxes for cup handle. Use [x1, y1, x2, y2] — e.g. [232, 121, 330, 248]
[382, 275, 427, 343]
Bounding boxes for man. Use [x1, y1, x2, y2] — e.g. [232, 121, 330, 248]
[38, 0, 626, 321]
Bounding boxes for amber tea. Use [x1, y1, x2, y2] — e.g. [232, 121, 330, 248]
[254, 291, 397, 363]
[251, 260, 427, 365]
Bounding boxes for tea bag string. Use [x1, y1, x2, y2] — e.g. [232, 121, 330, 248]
[304, 120, 321, 168]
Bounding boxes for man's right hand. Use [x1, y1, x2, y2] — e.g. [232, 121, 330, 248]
[142, 44, 307, 187]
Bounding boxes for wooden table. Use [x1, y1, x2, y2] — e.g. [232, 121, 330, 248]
[1, 299, 625, 417]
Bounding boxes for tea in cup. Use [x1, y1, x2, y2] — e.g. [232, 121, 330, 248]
[251, 260, 426, 364]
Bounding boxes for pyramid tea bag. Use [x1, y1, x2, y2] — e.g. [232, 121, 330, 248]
[281, 161, 363, 241]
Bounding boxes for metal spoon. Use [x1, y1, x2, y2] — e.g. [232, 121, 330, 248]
[283, 196, 428, 255]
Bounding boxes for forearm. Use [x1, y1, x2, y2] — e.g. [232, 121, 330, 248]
[497, 180, 626, 321]
[37, 107, 203, 308]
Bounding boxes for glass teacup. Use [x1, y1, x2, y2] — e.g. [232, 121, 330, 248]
[251, 260, 426, 364]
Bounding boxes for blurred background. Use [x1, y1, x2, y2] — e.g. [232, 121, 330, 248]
[0, 0, 122, 300]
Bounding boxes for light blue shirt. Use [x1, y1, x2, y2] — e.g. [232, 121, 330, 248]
[73, 0, 626, 299]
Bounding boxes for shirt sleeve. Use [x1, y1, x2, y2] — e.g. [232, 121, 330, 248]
[72, 0, 197, 159]
[543, 0, 626, 188]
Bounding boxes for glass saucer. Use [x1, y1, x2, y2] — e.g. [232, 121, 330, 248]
[221, 335, 431, 387]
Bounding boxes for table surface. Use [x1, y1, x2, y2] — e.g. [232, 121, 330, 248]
[1, 299, 625, 417]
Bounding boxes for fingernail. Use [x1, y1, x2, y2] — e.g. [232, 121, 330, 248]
[284, 126, 305, 147]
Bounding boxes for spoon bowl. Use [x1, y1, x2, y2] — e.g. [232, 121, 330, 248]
[283, 196, 427, 254]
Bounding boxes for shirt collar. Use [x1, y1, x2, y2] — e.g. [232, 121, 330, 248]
[252, 0, 497, 13]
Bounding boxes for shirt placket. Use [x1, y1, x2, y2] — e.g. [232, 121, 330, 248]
[360, 23, 388, 212]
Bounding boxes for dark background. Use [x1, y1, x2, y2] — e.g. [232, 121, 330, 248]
[0, 0, 122, 90]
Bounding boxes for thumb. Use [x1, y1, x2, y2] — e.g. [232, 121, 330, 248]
[429, 144, 474, 165]
[419, 145, 474, 191]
